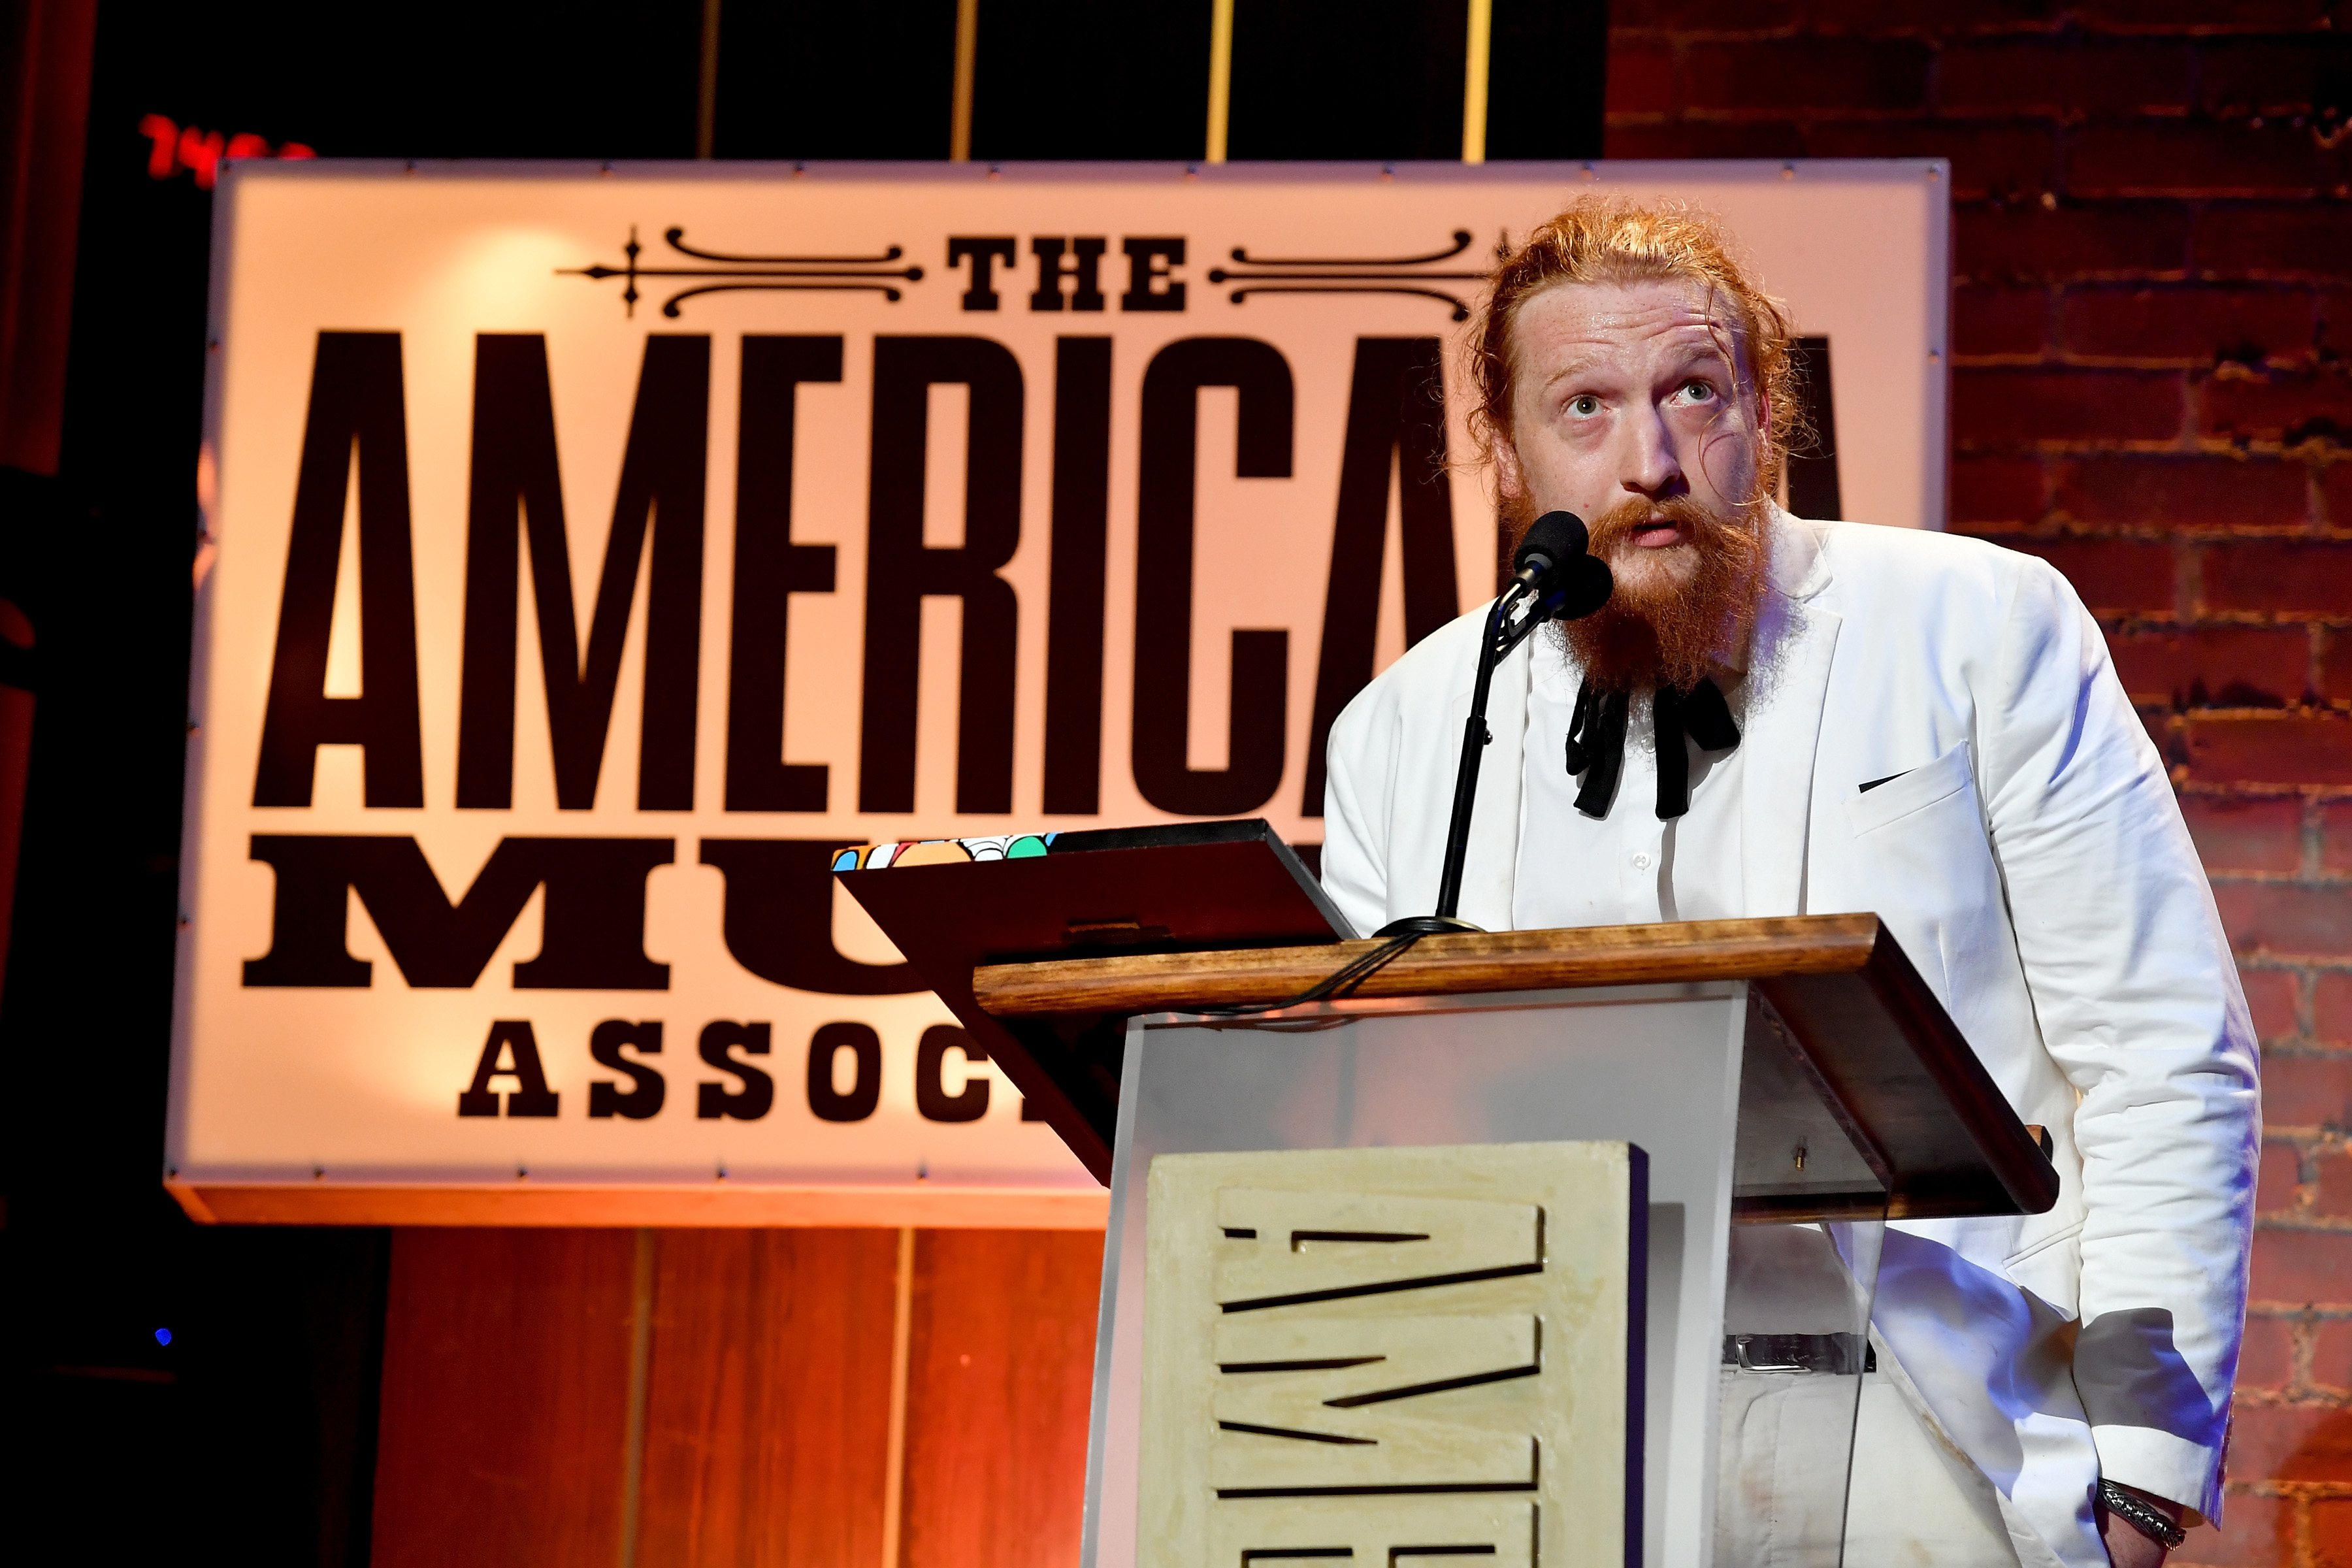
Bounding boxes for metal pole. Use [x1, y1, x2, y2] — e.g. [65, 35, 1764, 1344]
[695, 0, 723, 159]
[1205, 0, 1235, 163]
[1462, 0, 1492, 163]
[949, 0, 980, 161]
[1433, 595, 1512, 919]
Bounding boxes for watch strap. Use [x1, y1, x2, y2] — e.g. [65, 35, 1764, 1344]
[2099, 1480, 2187, 1551]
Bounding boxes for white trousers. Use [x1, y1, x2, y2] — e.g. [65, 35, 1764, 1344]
[1716, 1367, 2022, 1567]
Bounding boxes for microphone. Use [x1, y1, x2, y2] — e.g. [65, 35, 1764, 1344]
[1551, 554, 1615, 621]
[1494, 510, 1614, 657]
[1509, 510, 1590, 594]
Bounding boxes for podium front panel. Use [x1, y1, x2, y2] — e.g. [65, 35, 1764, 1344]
[1084, 982, 1731, 1568]
[1080, 979, 1891, 1568]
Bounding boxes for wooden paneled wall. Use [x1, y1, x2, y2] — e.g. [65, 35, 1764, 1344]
[374, 1230, 640, 1565]
[372, 1228, 1104, 1568]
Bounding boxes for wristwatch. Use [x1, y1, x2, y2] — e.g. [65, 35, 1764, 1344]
[2099, 1480, 2187, 1550]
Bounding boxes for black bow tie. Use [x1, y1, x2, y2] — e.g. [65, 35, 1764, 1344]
[1565, 676, 1742, 821]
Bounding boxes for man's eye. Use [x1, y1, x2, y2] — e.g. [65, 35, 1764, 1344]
[1568, 395, 1600, 416]
[1681, 380, 1714, 402]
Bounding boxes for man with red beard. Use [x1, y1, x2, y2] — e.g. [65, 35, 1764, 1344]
[1321, 199, 2257, 1568]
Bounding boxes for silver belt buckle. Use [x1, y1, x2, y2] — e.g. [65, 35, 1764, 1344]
[1722, 1332, 1874, 1375]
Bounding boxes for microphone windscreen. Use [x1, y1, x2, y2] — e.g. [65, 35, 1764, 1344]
[1514, 510, 1589, 572]
[1554, 555, 1615, 621]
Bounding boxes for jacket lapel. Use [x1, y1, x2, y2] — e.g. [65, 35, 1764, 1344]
[1740, 512, 1840, 917]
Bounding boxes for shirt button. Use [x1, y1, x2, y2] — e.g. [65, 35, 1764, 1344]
[1632, 852, 1652, 870]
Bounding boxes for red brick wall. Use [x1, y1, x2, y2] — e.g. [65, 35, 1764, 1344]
[1605, 5, 2351, 1563]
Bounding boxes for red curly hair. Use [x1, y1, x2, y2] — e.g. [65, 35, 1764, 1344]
[1467, 196, 1802, 508]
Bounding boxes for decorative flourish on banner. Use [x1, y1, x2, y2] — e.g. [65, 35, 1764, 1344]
[561, 225, 924, 318]
[1207, 229, 1486, 321]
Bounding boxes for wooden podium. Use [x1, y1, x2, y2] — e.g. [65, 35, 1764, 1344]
[953, 914, 2061, 1568]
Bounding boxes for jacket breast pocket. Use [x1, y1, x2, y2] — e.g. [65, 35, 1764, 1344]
[1833, 738, 2008, 1013]
[1842, 740, 1974, 838]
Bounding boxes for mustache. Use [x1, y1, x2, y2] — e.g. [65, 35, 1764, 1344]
[1584, 495, 1738, 558]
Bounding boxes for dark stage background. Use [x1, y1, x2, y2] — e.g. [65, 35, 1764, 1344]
[6, 2, 2350, 1565]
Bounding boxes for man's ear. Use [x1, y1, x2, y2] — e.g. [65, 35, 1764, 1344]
[1493, 432, 1527, 502]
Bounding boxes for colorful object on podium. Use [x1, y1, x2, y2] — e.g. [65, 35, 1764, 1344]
[831, 833, 1056, 871]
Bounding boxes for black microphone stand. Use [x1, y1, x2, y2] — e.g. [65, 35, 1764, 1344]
[1375, 580, 1564, 939]
[1367, 514, 1612, 941]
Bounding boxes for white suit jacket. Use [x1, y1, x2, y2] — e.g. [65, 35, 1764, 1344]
[1321, 511, 2261, 1567]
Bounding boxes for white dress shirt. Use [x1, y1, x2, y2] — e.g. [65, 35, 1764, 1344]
[1511, 630, 1749, 932]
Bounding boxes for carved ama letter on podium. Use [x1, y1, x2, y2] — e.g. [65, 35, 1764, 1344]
[1139, 1143, 1644, 1568]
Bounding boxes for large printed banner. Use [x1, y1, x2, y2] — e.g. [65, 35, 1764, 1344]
[170, 161, 1948, 1225]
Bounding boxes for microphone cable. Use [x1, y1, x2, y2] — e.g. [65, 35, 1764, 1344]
[1191, 925, 1441, 1017]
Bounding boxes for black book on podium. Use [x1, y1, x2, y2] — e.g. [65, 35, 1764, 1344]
[835, 819, 1350, 1181]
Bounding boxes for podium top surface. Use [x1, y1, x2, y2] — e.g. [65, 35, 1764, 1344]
[973, 914, 2061, 1222]
[973, 912, 1889, 1016]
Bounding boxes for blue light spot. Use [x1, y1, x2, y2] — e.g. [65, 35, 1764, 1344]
[154, 1328, 172, 1346]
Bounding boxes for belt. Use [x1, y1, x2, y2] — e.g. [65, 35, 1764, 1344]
[1722, 1332, 1876, 1375]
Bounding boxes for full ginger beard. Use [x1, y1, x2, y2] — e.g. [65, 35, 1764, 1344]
[1513, 492, 1771, 693]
